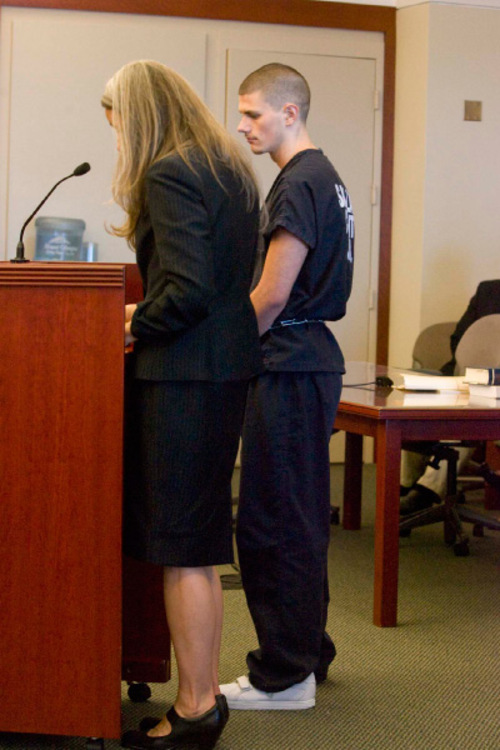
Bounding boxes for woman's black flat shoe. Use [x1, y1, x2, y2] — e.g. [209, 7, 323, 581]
[122, 703, 224, 750]
[216, 694, 229, 725]
[139, 694, 229, 733]
[138, 716, 165, 734]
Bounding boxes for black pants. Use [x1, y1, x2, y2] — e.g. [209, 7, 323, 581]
[236, 371, 342, 692]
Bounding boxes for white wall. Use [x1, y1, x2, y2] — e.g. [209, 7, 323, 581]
[0, 9, 209, 263]
[390, 3, 500, 367]
[423, 4, 500, 323]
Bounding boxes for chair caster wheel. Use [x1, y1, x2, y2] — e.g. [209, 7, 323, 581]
[127, 682, 152, 702]
[473, 524, 484, 537]
[444, 530, 457, 546]
[86, 739, 104, 750]
[453, 540, 470, 557]
[330, 506, 340, 525]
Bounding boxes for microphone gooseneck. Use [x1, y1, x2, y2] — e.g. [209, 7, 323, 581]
[11, 162, 92, 264]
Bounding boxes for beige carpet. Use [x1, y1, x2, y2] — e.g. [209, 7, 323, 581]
[1, 465, 499, 750]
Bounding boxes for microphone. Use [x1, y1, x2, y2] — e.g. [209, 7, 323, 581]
[11, 162, 91, 263]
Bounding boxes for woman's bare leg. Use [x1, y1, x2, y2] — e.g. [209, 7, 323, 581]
[211, 568, 224, 694]
[148, 565, 222, 737]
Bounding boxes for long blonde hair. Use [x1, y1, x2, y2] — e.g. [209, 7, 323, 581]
[102, 60, 259, 245]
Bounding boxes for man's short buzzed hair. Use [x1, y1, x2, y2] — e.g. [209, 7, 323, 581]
[239, 63, 311, 122]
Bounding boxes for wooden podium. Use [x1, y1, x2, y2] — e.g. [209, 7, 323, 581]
[0, 262, 169, 745]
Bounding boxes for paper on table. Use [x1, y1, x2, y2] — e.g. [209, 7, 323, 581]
[397, 373, 467, 392]
[468, 384, 500, 399]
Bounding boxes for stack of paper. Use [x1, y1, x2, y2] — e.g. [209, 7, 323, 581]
[398, 373, 466, 392]
[464, 368, 500, 399]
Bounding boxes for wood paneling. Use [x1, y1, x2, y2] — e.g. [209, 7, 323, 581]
[0, 261, 170, 740]
[0, 263, 125, 738]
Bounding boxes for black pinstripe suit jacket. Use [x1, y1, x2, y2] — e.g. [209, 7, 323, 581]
[130, 152, 263, 381]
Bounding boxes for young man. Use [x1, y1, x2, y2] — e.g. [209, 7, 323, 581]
[220, 63, 354, 710]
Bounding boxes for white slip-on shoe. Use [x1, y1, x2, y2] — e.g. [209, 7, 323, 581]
[219, 673, 316, 710]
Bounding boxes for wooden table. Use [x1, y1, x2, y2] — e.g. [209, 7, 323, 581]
[334, 361, 500, 627]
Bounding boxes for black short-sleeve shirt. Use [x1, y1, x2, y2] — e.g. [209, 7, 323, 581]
[256, 149, 354, 372]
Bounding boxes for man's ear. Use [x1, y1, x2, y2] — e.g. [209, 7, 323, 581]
[283, 103, 300, 125]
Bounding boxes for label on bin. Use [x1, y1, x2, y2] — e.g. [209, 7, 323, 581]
[35, 233, 81, 261]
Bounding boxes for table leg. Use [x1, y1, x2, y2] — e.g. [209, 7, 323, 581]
[373, 422, 402, 627]
[484, 441, 500, 510]
[343, 432, 363, 530]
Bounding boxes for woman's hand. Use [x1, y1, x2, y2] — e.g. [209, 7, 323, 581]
[125, 303, 137, 323]
[125, 304, 138, 347]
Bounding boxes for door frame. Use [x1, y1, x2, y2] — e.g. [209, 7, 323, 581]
[0, 0, 395, 363]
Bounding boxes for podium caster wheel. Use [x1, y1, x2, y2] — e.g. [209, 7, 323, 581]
[453, 540, 470, 557]
[330, 506, 340, 525]
[399, 527, 411, 538]
[128, 682, 152, 702]
[86, 739, 104, 750]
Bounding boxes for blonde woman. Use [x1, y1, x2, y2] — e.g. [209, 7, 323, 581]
[102, 61, 262, 750]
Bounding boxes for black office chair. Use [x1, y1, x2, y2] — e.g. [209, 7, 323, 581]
[399, 315, 500, 556]
[399, 441, 500, 555]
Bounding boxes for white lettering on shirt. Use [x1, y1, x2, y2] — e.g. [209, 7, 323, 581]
[335, 184, 354, 263]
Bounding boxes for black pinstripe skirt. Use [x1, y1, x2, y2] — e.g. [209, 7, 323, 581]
[123, 378, 248, 567]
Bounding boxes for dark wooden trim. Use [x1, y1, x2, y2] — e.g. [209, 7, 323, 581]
[377, 22, 395, 366]
[0, 0, 396, 364]
[0, 0, 394, 28]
